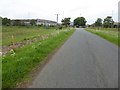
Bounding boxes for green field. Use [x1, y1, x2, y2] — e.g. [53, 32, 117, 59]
[85, 28, 119, 46]
[2, 26, 57, 46]
[2, 26, 75, 88]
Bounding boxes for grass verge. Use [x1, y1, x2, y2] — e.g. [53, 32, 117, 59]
[2, 26, 56, 46]
[2, 28, 75, 88]
[85, 28, 119, 46]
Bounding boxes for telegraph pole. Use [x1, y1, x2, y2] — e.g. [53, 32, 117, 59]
[55, 14, 60, 30]
[55, 14, 60, 23]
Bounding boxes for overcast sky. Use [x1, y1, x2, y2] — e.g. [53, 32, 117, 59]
[0, 0, 119, 24]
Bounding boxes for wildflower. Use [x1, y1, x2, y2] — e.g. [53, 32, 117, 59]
[10, 49, 15, 56]
[32, 45, 36, 49]
[0, 52, 2, 56]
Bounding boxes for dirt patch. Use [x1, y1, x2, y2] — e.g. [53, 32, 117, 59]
[2, 31, 63, 56]
[2, 34, 52, 55]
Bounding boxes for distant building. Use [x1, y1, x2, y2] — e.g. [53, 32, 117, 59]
[36, 19, 57, 26]
[11, 19, 57, 26]
[70, 22, 74, 26]
[113, 22, 120, 28]
[11, 19, 31, 26]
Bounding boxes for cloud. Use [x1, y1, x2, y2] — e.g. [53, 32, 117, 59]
[0, 0, 119, 24]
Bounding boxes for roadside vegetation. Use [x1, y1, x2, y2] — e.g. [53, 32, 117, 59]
[85, 27, 119, 46]
[1, 16, 75, 88]
[1, 15, 119, 88]
[2, 26, 56, 46]
[85, 16, 119, 46]
[2, 26, 75, 88]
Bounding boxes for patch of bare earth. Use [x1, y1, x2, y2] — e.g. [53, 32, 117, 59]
[2, 34, 50, 55]
[2, 31, 61, 56]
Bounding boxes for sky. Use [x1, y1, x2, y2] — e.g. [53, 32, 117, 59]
[0, 0, 119, 24]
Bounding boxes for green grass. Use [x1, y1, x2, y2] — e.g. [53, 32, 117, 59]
[88, 27, 118, 31]
[2, 28, 75, 88]
[85, 28, 119, 46]
[0, 57, 1, 90]
[2, 26, 56, 46]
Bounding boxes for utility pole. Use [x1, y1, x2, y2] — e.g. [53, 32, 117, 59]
[55, 14, 60, 23]
[55, 14, 60, 30]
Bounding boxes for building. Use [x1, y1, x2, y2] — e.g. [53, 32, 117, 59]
[11, 19, 57, 26]
[11, 19, 32, 26]
[36, 19, 57, 26]
[70, 22, 74, 26]
[113, 22, 120, 28]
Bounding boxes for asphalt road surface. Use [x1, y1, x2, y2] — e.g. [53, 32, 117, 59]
[29, 28, 118, 88]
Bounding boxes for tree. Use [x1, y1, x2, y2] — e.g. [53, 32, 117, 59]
[30, 19, 36, 26]
[94, 18, 102, 29]
[14, 20, 21, 26]
[103, 16, 114, 28]
[0, 17, 2, 26]
[2, 17, 11, 25]
[95, 18, 102, 27]
[0, 16, 2, 20]
[61, 18, 71, 27]
[74, 17, 87, 27]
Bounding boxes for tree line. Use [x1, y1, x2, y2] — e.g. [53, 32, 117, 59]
[1, 16, 119, 28]
[91, 16, 118, 28]
[0, 17, 36, 26]
[61, 16, 119, 28]
[61, 17, 87, 28]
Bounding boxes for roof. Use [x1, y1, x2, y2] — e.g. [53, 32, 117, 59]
[37, 19, 57, 23]
[11, 19, 57, 23]
[114, 22, 119, 25]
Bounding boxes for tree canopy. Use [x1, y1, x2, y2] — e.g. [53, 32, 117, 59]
[103, 16, 114, 28]
[30, 19, 36, 26]
[2, 17, 11, 26]
[61, 18, 71, 27]
[74, 17, 87, 27]
[95, 18, 102, 27]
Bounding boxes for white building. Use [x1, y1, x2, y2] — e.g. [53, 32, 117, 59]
[36, 19, 57, 26]
[11, 19, 57, 26]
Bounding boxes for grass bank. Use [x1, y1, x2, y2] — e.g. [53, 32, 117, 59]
[2, 28, 75, 88]
[2, 26, 56, 46]
[85, 28, 119, 46]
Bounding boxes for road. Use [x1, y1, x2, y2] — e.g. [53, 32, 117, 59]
[29, 28, 118, 88]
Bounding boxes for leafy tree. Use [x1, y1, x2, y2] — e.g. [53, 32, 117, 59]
[0, 16, 2, 26]
[13, 20, 21, 26]
[94, 18, 102, 29]
[74, 17, 87, 27]
[61, 18, 71, 27]
[30, 19, 36, 26]
[95, 18, 102, 27]
[103, 16, 114, 28]
[0, 16, 2, 20]
[2, 17, 11, 25]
